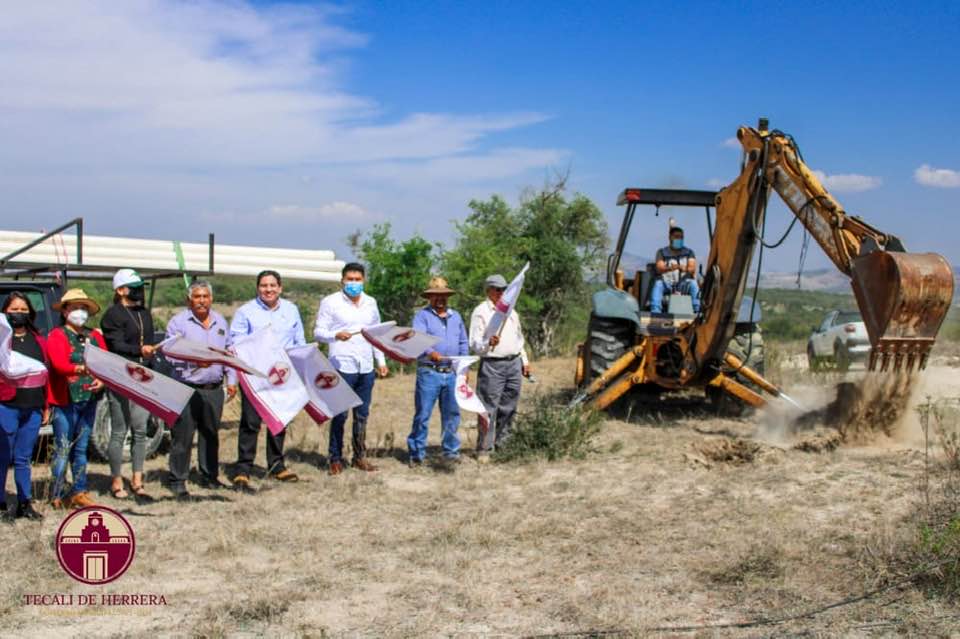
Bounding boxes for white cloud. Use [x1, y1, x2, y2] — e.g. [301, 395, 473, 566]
[0, 2, 555, 169]
[811, 170, 882, 193]
[706, 177, 726, 188]
[722, 137, 741, 149]
[915, 164, 960, 188]
[266, 202, 368, 220]
[0, 1, 565, 256]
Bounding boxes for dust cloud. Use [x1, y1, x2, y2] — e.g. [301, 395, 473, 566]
[757, 370, 932, 448]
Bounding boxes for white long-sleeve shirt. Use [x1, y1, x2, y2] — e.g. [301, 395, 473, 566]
[468, 299, 529, 365]
[313, 291, 387, 374]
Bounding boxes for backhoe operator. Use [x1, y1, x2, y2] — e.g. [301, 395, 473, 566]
[651, 226, 700, 314]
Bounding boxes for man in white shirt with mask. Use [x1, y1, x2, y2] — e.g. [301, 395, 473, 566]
[314, 262, 388, 475]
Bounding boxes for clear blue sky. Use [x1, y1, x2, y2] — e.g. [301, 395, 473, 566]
[2, 1, 958, 273]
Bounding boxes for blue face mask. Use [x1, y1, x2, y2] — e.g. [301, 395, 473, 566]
[344, 282, 364, 297]
[671, 238, 684, 250]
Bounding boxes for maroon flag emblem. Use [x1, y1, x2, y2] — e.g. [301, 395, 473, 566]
[458, 382, 474, 399]
[392, 329, 415, 343]
[56, 507, 135, 585]
[314, 371, 339, 389]
[268, 363, 290, 386]
[125, 364, 153, 383]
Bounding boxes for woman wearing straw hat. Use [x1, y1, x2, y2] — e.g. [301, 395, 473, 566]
[46, 289, 107, 509]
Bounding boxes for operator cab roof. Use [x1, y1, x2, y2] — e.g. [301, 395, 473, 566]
[617, 188, 718, 208]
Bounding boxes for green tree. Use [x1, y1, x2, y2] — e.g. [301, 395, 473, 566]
[348, 223, 438, 326]
[442, 180, 608, 356]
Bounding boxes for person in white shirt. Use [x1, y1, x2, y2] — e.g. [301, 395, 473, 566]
[468, 274, 532, 460]
[314, 262, 389, 475]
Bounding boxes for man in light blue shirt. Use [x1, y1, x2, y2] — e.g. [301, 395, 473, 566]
[406, 277, 468, 467]
[230, 270, 305, 492]
[314, 262, 388, 475]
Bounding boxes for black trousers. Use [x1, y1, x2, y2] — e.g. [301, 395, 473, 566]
[235, 390, 286, 476]
[168, 387, 224, 489]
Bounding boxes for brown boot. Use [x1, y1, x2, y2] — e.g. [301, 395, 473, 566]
[50, 497, 65, 510]
[68, 492, 97, 509]
[352, 458, 378, 472]
[232, 475, 255, 495]
[328, 461, 343, 476]
[272, 468, 299, 483]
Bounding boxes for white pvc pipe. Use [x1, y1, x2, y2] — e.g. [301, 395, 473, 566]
[1, 231, 337, 261]
[0, 242, 345, 272]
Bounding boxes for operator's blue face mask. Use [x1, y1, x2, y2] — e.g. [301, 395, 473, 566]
[671, 238, 684, 250]
[344, 281, 364, 297]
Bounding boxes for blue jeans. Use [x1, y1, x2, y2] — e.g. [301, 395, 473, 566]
[328, 371, 375, 463]
[51, 399, 98, 499]
[407, 367, 461, 461]
[0, 403, 42, 504]
[650, 278, 701, 313]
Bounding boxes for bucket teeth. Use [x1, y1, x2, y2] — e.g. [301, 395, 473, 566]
[870, 340, 933, 374]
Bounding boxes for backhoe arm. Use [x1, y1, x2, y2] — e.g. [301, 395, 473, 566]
[692, 122, 953, 375]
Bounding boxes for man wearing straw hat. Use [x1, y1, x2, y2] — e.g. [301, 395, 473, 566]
[468, 274, 530, 461]
[406, 276, 468, 468]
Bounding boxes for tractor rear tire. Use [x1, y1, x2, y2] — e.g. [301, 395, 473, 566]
[585, 316, 635, 384]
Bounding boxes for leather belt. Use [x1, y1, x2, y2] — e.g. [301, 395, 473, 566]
[186, 382, 222, 390]
[419, 362, 453, 373]
[482, 354, 519, 361]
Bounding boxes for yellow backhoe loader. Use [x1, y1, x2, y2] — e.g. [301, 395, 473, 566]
[574, 119, 954, 411]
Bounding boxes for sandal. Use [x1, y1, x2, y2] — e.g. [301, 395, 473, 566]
[131, 484, 154, 503]
[111, 486, 129, 499]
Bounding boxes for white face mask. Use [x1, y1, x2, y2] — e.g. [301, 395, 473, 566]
[67, 309, 89, 327]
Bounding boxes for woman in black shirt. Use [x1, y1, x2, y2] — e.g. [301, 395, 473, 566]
[0, 292, 49, 520]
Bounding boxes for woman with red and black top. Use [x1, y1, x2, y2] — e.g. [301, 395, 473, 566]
[0, 292, 49, 520]
[46, 289, 106, 510]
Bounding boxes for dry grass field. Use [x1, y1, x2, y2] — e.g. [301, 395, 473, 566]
[2, 354, 959, 637]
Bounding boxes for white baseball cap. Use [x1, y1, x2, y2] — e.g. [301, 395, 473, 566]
[112, 268, 144, 290]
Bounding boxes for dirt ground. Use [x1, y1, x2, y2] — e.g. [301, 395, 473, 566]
[1, 353, 959, 637]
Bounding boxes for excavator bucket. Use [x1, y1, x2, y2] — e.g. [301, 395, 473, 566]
[850, 251, 954, 372]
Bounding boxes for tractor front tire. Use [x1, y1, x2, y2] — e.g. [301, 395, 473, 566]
[585, 316, 635, 384]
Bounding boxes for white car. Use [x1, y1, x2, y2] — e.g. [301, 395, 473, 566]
[807, 310, 869, 371]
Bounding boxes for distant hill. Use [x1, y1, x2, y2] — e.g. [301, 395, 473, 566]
[757, 265, 959, 295]
[757, 268, 850, 292]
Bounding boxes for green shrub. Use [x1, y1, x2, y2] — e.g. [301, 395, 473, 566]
[494, 394, 603, 463]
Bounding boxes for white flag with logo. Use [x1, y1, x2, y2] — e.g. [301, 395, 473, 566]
[449, 356, 489, 437]
[84, 344, 193, 426]
[159, 335, 266, 377]
[231, 327, 308, 435]
[287, 345, 362, 425]
[483, 262, 530, 341]
[361, 321, 441, 364]
[0, 314, 48, 388]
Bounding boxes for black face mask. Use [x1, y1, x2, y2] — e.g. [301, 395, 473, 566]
[127, 286, 145, 303]
[6, 312, 30, 329]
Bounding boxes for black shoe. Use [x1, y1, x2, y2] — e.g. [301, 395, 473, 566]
[408, 457, 423, 469]
[197, 476, 227, 490]
[175, 492, 197, 503]
[15, 501, 43, 520]
[0, 502, 6, 512]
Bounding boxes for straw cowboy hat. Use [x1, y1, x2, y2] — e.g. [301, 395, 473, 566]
[421, 276, 456, 297]
[52, 288, 101, 315]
